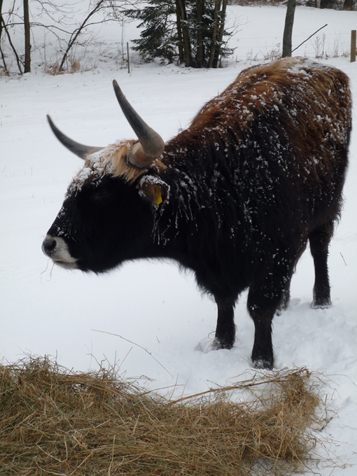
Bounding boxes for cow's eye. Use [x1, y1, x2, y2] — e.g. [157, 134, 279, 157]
[91, 188, 112, 201]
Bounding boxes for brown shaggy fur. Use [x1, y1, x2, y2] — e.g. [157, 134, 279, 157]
[179, 57, 351, 174]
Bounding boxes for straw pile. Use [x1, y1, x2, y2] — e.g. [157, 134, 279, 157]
[0, 357, 322, 475]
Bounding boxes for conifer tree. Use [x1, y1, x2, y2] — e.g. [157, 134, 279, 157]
[126, 0, 177, 63]
[125, 0, 232, 68]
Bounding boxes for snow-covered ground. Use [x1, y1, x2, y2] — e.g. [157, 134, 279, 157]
[1, 4, 357, 474]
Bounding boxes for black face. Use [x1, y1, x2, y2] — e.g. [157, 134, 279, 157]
[43, 175, 154, 273]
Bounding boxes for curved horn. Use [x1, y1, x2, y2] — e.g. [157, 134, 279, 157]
[47, 115, 104, 160]
[112, 80, 165, 168]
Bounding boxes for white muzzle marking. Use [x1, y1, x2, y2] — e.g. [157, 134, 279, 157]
[42, 235, 78, 269]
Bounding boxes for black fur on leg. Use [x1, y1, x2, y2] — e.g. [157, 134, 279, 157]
[276, 284, 291, 316]
[247, 265, 295, 370]
[309, 221, 334, 309]
[213, 297, 236, 350]
[250, 310, 274, 370]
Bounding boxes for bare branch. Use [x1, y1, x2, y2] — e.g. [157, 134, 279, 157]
[59, 0, 106, 71]
[0, 15, 22, 73]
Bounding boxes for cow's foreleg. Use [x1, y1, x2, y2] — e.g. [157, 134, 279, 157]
[248, 304, 275, 369]
[248, 266, 294, 369]
[213, 297, 236, 350]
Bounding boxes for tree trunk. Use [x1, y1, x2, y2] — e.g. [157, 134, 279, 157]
[175, 0, 184, 63]
[282, 0, 296, 58]
[24, 0, 31, 73]
[196, 0, 203, 68]
[0, 0, 7, 74]
[0, 0, 3, 42]
[343, 0, 353, 9]
[208, 0, 220, 68]
[176, 0, 191, 67]
[1, 11, 22, 73]
[320, 0, 335, 8]
[214, 0, 227, 68]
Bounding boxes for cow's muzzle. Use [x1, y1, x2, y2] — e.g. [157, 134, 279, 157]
[42, 235, 78, 269]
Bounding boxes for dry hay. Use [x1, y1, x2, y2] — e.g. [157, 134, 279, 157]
[0, 357, 322, 475]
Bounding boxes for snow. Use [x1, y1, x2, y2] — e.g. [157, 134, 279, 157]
[1, 3, 357, 474]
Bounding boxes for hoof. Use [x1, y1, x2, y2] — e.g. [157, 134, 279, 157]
[195, 337, 234, 353]
[252, 358, 274, 370]
[212, 337, 234, 350]
[311, 300, 331, 310]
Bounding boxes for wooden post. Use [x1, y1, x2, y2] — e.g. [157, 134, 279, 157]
[282, 0, 296, 58]
[351, 30, 356, 62]
[127, 42, 130, 74]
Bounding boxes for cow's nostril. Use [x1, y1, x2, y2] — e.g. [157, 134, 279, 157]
[42, 237, 57, 256]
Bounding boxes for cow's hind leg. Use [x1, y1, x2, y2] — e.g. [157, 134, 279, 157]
[309, 221, 334, 308]
[213, 297, 236, 350]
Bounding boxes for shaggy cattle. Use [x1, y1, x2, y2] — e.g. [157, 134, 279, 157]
[43, 57, 352, 369]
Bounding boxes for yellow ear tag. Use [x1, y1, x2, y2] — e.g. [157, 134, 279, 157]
[154, 187, 162, 206]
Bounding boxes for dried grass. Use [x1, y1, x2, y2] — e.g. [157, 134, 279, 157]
[0, 357, 322, 475]
[44, 61, 63, 75]
[44, 58, 81, 75]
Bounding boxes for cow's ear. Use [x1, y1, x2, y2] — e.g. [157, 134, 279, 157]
[138, 176, 170, 206]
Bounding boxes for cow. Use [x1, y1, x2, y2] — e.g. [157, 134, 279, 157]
[42, 57, 352, 369]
